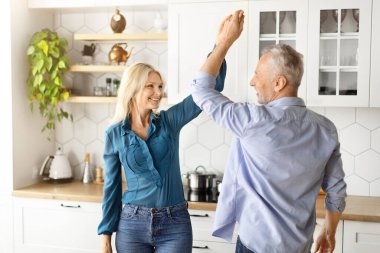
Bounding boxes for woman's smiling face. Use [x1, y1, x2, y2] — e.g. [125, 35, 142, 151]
[138, 71, 164, 111]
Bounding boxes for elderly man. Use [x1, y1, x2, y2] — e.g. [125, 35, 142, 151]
[191, 10, 347, 253]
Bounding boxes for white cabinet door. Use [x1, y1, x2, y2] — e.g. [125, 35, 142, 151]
[311, 218, 343, 253]
[189, 209, 237, 253]
[13, 197, 104, 253]
[168, 1, 248, 104]
[307, 0, 372, 107]
[370, 0, 380, 107]
[247, 0, 308, 103]
[343, 220, 380, 253]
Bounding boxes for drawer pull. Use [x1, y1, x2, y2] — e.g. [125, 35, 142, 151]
[193, 245, 209, 249]
[190, 214, 209, 217]
[60, 204, 81, 208]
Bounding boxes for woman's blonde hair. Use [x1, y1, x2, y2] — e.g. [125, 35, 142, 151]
[110, 62, 163, 125]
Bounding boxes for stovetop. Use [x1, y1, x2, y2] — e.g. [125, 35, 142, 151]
[183, 186, 219, 203]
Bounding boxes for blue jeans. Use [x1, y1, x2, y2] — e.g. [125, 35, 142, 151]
[115, 202, 192, 253]
[236, 236, 255, 253]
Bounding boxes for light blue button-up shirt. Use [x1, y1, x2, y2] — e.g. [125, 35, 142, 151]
[191, 72, 347, 253]
[97, 61, 226, 235]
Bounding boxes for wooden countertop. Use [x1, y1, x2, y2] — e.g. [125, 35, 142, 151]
[12, 181, 380, 222]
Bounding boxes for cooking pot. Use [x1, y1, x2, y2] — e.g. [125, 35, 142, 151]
[184, 165, 217, 192]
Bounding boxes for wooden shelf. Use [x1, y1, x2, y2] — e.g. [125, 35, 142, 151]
[74, 32, 168, 41]
[67, 96, 117, 103]
[69, 65, 126, 72]
[66, 96, 169, 104]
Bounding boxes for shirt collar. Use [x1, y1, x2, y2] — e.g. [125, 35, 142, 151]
[266, 97, 306, 108]
[121, 112, 159, 136]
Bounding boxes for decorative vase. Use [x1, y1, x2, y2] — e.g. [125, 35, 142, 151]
[153, 12, 166, 32]
[110, 9, 126, 33]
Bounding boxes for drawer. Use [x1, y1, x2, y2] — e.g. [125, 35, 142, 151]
[189, 209, 238, 243]
[193, 240, 236, 253]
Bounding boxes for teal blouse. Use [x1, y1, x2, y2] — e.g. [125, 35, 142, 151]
[98, 59, 226, 235]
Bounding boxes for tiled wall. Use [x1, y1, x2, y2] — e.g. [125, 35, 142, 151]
[55, 9, 380, 197]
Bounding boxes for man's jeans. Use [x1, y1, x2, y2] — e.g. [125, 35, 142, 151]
[115, 202, 192, 253]
[236, 236, 255, 253]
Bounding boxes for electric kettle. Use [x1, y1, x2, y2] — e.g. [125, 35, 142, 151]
[40, 147, 73, 183]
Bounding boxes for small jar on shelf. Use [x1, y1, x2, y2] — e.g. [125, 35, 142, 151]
[106, 78, 113, 96]
[112, 79, 120, 96]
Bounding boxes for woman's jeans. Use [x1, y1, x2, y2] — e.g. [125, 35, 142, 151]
[235, 236, 255, 253]
[115, 202, 192, 253]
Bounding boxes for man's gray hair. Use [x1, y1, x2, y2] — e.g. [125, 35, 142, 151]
[262, 44, 304, 89]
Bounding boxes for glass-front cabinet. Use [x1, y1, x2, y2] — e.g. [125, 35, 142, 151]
[307, 0, 372, 107]
[248, 0, 308, 103]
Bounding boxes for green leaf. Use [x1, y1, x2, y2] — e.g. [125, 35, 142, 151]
[33, 74, 43, 87]
[51, 97, 58, 106]
[58, 60, 66, 69]
[45, 57, 53, 71]
[53, 77, 61, 86]
[52, 87, 59, 96]
[60, 90, 69, 100]
[32, 66, 38, 76]
[27, 46, 35, 55]
[39, 83, 46, 93]
[36, 59, 44, 72]
[50, 69, 57, 80]
[37, 40, 49, 56]
[50, 47, 59, 58]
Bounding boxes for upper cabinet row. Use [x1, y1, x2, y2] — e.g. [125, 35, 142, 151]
[168, 0, 379, 107]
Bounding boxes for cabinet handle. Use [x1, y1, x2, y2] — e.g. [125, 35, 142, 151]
[192, 245, 209, 249]
[190, 214, 209, 217]
[60, 204, 81, 208]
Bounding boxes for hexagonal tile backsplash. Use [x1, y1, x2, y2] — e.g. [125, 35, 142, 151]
[55, 10, 380, 197]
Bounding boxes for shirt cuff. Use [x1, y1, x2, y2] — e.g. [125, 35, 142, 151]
[325, 196, 346, 212]
[192, 71, 217, 89]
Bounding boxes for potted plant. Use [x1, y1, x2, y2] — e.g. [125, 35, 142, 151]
[26, 28, 72, 140]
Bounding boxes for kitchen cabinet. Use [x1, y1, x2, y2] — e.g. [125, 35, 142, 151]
[28, 0, 168, 9]
[13, 197, 106, 253]
[343, 220, 380, 253]
[247, 0, 308, 103]
[68, 32, 168, 103]
[370, 0, 380, 107]
[189, 209, 238, 253]
[168, 1, 248, 104]
[311, 218, 343, 253]
[306, 0, 372, 107]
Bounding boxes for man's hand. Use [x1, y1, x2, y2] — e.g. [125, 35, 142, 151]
[313, 226, 336, 253]
[201, 10, 244, 77]
[216, 10, 245, 48]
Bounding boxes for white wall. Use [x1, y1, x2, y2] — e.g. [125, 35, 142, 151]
[0, 1, 13, 252]
[11, 0, 55, 189]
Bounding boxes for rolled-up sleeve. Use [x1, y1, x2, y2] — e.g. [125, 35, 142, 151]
[322, 138, 347, 212]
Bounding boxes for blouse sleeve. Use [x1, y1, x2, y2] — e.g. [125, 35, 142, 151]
[97, 130, 123, 235]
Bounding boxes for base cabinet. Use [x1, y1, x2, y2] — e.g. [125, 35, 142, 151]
[343, 220, 380, 253]
[13, 197, 104, 253]
[189, 209, 237, 253]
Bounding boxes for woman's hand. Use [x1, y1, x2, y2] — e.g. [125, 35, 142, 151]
[313, 226, 336, 253]
[102, 234, 113, 253]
